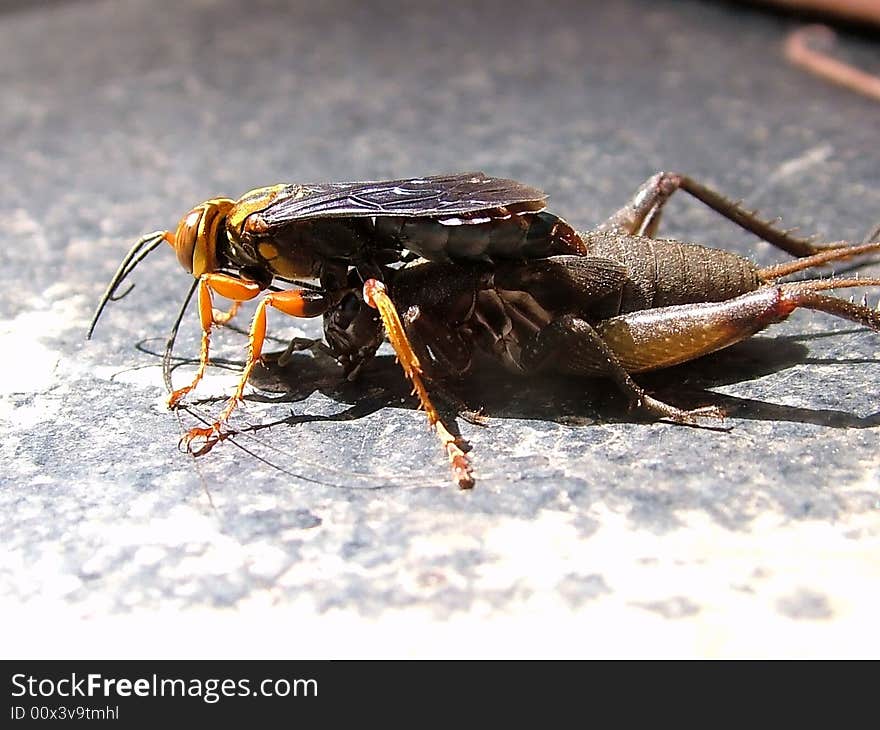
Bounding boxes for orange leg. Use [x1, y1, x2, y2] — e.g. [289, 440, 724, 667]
[363, 279, 474, 490]
[213, 299, 241, 325]
[179, 286, 330, 455]
[167, 273, 263, 409]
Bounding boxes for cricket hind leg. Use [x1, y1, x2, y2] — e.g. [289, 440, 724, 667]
[522, 314, 724, 424]
[599, 171, 849, 257]
[597, 278, 880, 374]
[778, 278, 880, 331]
[527, 277, 880, 424]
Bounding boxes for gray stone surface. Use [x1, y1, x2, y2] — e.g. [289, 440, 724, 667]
[1, 0, 878, 657]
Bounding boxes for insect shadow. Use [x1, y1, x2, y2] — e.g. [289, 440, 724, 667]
[136, 326, 879, 490]
[231, 329, 880, 434]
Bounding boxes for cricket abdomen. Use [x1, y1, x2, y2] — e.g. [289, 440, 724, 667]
[579, 231, 761, 317]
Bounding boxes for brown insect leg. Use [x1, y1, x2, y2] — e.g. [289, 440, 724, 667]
[862, 220, 880, 246]
[778, 278, 880, 331]
[523, 315, 724, 425]
[530, 276, 880, 424]
[167, 273, 263, 409]
[597, 172, 676, 237]
[597, 277, 880, 375]
[757, 241, 880, 281]
[785, 25, 880, 103]
[179, 287, 331, 455]
[363, 279, 474, 489]
[599, 171, 846, 257]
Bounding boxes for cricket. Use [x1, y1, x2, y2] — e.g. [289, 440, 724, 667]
[88, 172, 880, 489]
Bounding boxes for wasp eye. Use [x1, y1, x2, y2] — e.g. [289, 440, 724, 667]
[172, 208, 202, 274]
[172, 199, 234, 277]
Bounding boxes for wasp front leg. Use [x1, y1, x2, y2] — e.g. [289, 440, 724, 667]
[173, 276, 331, 455]
[167, 273, 263, 409]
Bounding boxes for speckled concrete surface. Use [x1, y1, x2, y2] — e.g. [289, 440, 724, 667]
[1, 0, 879, 658]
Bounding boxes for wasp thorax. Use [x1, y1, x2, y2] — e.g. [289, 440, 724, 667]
[170, 198, 235, 277]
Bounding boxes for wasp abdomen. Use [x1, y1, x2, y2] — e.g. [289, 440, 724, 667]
[373, 210, 582, 263]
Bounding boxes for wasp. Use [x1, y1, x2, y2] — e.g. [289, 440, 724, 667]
[89, 172, 880, 489]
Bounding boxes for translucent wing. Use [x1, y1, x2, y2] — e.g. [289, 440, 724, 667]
[256, 172, 547, 226]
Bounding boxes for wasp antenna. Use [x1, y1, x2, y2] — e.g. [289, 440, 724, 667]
[87, 231, 167, 339]
[108, 282, 136, 302]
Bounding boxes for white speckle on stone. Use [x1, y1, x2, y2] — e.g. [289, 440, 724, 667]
[0, 288, 90, 396]
[246, 542, 290, 580]
[133, 545, 167, 566]
[8, 208, 49, 255]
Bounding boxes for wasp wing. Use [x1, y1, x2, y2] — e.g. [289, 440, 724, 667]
[256, 172, 547, 225]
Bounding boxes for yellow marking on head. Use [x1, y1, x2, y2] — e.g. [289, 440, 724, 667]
[192, 199, 234, 277]
[194, 205, 213, 276]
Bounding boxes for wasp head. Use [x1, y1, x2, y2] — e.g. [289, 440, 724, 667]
[168, 198, 235, 277]
[87, 197, 237, 339]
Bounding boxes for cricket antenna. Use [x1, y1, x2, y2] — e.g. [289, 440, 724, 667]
[87, 231, 168, 339]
